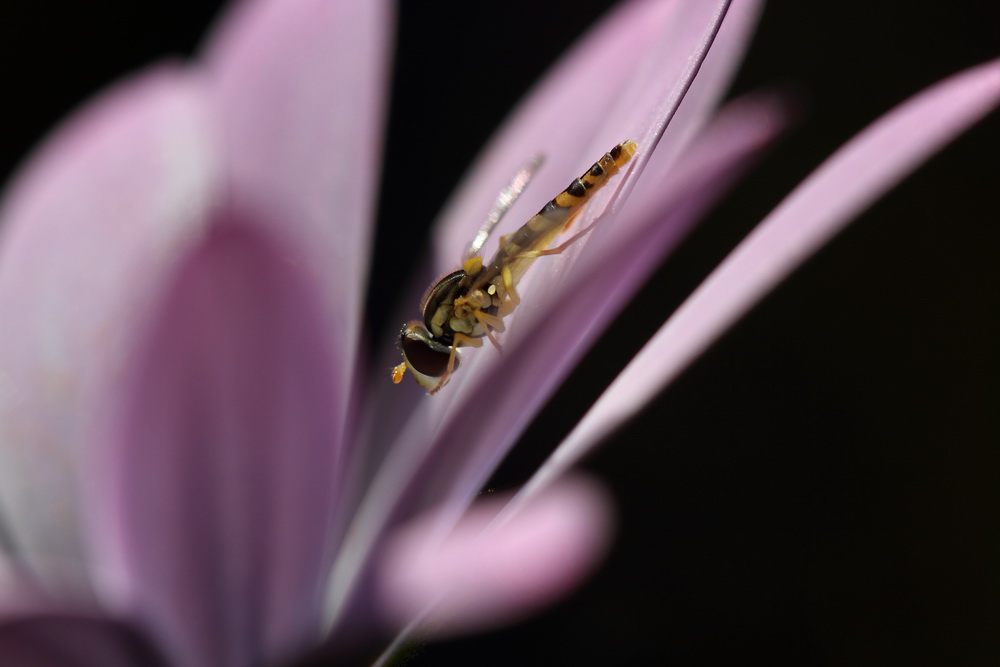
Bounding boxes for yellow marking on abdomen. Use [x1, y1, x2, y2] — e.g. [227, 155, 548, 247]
[488, 140, 637, 273]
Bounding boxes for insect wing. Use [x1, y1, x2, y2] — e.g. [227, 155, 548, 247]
[465, 154, 545, 259]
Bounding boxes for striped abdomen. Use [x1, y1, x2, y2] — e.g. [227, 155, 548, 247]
[477, 140, 637, 290]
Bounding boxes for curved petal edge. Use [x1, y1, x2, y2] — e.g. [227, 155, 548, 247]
[515, 57, 1000, 505]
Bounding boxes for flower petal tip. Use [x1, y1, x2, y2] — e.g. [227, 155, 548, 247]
[376, 475, 614, 638]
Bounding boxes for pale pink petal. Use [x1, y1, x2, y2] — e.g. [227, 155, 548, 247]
[204, 0, 392, 405]
[352, 0, 765, 566]
[366, 0, 742, 454]
[326, 89, 784, 639]
[0, 67, 219, 575]
[88, 224, 342, 667]
[331, 0, 769, 633]
[424, 0, 768, 427]
[622, 0, 762, 218]
[406, 95, 787, 517]
[429, 0, 764, 401]
[356, 2, 764, 564]
[433, 0, 753, 267]
[376, 476, 613, 639]
[485, 0, 764, 371]
[515, 57, 1000, 503]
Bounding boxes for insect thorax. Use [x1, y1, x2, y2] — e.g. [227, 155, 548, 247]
[422, 269, 499, 344]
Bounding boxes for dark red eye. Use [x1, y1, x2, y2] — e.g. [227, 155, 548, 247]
[400, 330, 460, 378]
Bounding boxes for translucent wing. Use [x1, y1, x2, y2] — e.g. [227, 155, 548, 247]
[465, 154, 544, 259]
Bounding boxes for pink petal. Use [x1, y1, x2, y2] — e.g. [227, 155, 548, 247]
[333, 0, 766, 632]
[204, 0, 392, 403]
[406, 95, 787, 518]
[434, 0, 751, 267]
[377, 1, 760, 464]
[518, 57, 1000, 499]
[622, 0, 762, 217]
[0, 67, 218, 573]
[87, 224, 343, 667]
[419, 1, 770, 437]
[376, 475, 613, 639]
[363, 0, 764, 552]
[0, 610, 166, 667]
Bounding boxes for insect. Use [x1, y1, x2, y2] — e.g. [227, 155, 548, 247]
[392, 140, 637, 394]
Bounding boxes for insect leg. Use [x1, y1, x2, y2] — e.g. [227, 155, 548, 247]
[429, 333, 484, 394]
[500, 264, 521, 310]
[472, 309, 505, 352]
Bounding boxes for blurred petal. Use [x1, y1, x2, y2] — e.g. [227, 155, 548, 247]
[0, 67, 219, 575]
[0, 611, 167, 667]
[376, 476, 613, 639]
[204, 0, 392, 402]
[516, 57, 1000, 502]
[88, 224, 343, 667]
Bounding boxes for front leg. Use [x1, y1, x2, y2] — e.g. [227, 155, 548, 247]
[429, 333, 484, 394]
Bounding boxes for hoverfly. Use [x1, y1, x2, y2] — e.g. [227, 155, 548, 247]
[392, 140, 637, 394]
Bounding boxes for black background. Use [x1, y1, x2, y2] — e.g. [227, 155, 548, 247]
[1, 1, 997, 665]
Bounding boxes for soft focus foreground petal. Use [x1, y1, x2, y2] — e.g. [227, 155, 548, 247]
[375, 476, 613, 641]
[88, 224, 342, 667]
[514, 58, 1000, 505]
[204, 0, 392, 404]
[0, 611, 168, 667]
[0, 68, 218, 578]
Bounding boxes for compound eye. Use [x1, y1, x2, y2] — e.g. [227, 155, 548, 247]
[399, 326, 460, 384]
[400, 333, 449, 379]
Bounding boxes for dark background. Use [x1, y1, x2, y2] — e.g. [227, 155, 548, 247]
[2, 1, 997, 665]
